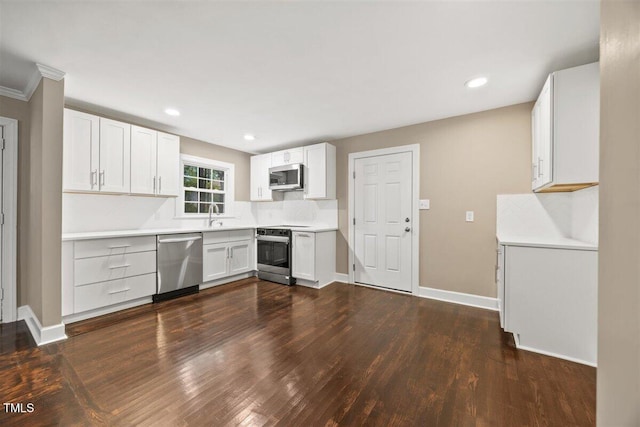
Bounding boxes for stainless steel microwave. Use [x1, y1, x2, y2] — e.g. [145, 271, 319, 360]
[269, 163, 304, 191]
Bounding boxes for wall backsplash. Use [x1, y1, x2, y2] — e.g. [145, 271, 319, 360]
[62, 191, 337, 233]
[497, 185, 599, 244]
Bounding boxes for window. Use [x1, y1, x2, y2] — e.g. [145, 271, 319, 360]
[179, 155, 234, 217]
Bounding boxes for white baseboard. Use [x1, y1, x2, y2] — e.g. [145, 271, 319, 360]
[63, 297, 153, 324]
[513, 333, 597, 367]
[334, 273, 349, 283]
[200, 272, 255, 290]
[18, 305, 67, 346]
[418, 286, 498, 311]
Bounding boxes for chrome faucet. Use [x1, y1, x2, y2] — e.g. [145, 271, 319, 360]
[208, 204, 222, 227]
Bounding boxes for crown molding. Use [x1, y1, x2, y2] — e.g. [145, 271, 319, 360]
[0, 63, 66, 102]
[0, 86, 28, 102]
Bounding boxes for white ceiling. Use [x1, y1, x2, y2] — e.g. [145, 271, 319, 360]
[0, 1, 599, 153]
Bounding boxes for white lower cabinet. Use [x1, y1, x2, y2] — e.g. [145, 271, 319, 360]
[62, 235, 157, 320]
[292, 231, 336, 288]
[501, 244, 598, 366]
[202, 230, 255, 285]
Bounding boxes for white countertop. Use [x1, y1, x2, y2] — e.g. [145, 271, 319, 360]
[497, 233, 598, 251]
[62, 225, 338, 241]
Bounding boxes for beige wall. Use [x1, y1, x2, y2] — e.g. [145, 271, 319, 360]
[332, 103, 532, 297]
[180, 137, 251, 201]
[597, 1, 640, 425]
[27, 78, 65, 327]
[0, 94, 30, 307]
[65, 105, 252, 202]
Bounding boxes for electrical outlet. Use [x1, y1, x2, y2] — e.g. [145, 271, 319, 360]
[419, 199, 430, 210]
[466, 211, 474, 222]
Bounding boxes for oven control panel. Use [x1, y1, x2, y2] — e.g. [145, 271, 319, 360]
[256, 228, 292, 237]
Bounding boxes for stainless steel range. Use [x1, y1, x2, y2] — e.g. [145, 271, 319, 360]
[256, 227, 295, 285]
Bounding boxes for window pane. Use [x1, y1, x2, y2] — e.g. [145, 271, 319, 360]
[213, 194, 225, 203]
[199, 192, 212, 203]
[199, 168, 211, 179]
[184, 165, 197, 177]
[184, 177, 197, 188]
[185, 203, 198, 213]
[185, 191, 198, 202]
[214, 203, 225, 214]
[211, 169, 225, 181]
[198, 179, 211, 190]
[199, 203, 211, 214]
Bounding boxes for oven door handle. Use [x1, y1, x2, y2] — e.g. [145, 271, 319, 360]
[257, 235, 290, 243]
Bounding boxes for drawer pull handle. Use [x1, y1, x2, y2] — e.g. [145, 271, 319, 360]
[108, 244, 132, 249]
[108, 264, 131, 269]
[108, 288, 131, 294]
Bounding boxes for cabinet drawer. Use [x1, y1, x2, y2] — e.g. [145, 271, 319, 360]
[203, 231, 230, 245]
[74, 236, 156, 259]
[74, 251, 157, 286]
[271, 148, 303, 167]
[228, 229, 254, 242]
[74, 273, 156, 313]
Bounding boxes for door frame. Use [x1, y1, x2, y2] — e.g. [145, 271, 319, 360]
[348, 144, 420, 295]
[0, 117, 18, 323]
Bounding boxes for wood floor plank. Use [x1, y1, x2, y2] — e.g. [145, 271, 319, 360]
[0, 278, 595, 426]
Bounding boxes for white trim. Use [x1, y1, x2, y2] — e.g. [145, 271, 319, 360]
[295, 278, 334, 289]
[345, 280, 413, 296]
[418, 286, 499, 311]
[0, 117, 18, 323]
[199, 271, 254, 290]
[0, 63, 65, 102]
[63, 297, 152, 324]
[35, 63, 66, 81]
[334, 273, 349, 283]
[347, 144, 420, 295]
[0, 86, 28, 102]
[177, 154, 236, 218]
[18, 305, 67, 345]
[514, 335, 597, 367]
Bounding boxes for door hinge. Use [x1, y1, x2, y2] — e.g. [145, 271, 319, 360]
[353, 171, 355, 179]
[353, 218, 355, 225]
[0, 213, 4, 226]
[0, 138, 5, 150]
[352, 264, 355, 272]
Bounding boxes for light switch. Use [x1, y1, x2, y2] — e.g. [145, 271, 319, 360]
[419, 199, 430, 210]
[466, 211, 474, 222]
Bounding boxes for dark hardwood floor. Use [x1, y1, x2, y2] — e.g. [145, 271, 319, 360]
[0, 278, 595, 426]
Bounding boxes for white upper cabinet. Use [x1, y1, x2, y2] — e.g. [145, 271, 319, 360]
[99, 118, 131, 193]
[130, 125, 157, 195]
[532, 62, 600, 192]
[271, 147, 303, 167]
[63, 109, 100, 192]
[131, 126, 179, 196]
[250, 153, 273, 201]
[303, 142, 336, 200]
[156, 132, 180, 196]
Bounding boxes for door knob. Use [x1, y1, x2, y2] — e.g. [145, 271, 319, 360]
[405, 227, 411, 232]
[405, 217, 410, 222]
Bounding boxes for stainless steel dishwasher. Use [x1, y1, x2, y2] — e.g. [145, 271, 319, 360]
[153, 233, 203, 302]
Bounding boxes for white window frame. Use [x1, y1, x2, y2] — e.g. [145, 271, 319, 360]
[177, 154, 235, 218]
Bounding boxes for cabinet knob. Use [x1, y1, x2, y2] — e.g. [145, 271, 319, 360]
[405, 227, 411, 232]
[405, 217, 410, 222]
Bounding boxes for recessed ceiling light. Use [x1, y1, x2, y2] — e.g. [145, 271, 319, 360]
[465, 77, 488, 88]
[244, 134, 256, 141]
[164, 108, 180, 116]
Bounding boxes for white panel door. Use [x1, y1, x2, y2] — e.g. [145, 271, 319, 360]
[156, 132, 180, 196]
[99, 118, 131, 193]
[130, 126, 157, 195]
[354, 152, 412, 292]
[229, 240, 252, 275]
[203, 243, 229, 282]
[63, 109, 100, 191]
[0, 125, 3, 321]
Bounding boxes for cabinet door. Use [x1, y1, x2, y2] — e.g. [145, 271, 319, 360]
[203, 243, 229, 282]
[272, 148, 303, 167]
[156, 132, 180, 196]
[130, 126, 157, 195]
[292, 232, 315, 280]
[537, 76, 553, 186]
[229, 240, 253, 275]
[63, 109, 100, 191]
[531, 102, 540, 189]
[99, 118, 131, 193]
[250, 154, 273, 201]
